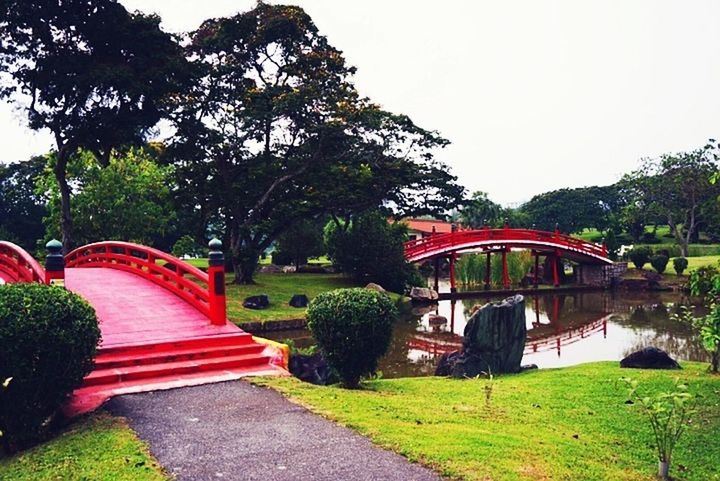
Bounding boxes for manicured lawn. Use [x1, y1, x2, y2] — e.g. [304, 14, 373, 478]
[260, 362, 720, 481]
[225, 272, 360, 324]
[0, 413, 167, 481]
[625, 255, 720, 278]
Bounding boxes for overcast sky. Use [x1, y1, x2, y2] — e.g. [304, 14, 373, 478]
[3, 0, 720, 205]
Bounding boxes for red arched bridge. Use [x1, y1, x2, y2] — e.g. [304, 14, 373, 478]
[404, 227, 612, 292]
[0, 240, 286, 416]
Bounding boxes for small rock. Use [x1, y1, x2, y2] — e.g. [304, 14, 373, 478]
[282, 265, 296, 273]
[409, 287, 439, 302]
[365, 282, 386, 293]
[289, 352, 337, 385]
[259, 264, 283, 274]
[289, 294, 309, 308]
[428, 314, 447, 325]
[243, 294, 270, 310]
[620, 347, 681, 370]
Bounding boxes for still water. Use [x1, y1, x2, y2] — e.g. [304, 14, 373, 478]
[266, 289, 709, 378]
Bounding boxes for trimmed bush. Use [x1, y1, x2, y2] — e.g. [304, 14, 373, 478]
[673, 257, 689, 275]
[650, 254, 669, 274]
[307, 288, 398, 388]
[628, 246, 653, 269]
[0, 284, 100, 452]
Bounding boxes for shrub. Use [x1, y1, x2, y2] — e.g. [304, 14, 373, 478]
[628, 246, 653, 269]
[650, 254, 669, 274]
[0, 284, 100, 452]
[673, 257, 689, 275]
[307, 288, 398, 388]
[324, 211, 416, 293]
[688, 265, 720, 297]
[171, 235, 205, 258]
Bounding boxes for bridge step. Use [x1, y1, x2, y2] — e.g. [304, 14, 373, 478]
[94, 343, 266, 369]
[84, 352, 273, 387]
[98, 332, 255, 355]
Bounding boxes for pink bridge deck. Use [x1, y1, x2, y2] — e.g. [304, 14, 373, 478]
[65, 267, 241, 348]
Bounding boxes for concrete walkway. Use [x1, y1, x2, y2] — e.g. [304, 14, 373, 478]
[106, 381, 443, 481]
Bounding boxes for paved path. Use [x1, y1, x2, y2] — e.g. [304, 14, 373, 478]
[106, 381, 443, 481]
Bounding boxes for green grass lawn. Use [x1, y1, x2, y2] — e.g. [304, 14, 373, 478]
[225, 272, 360, 324]
[624, 255, 720, 278]
[259, 362, 720, 481]
[185, 256, 331, 269]
[0, 413, 167, 481]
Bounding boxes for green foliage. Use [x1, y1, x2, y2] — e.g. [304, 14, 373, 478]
[0, 157, 47, 251]
[519, 185, 620, 234]
[456, 251, 533, 287]
[324, 212, 416, 293]
[621, 378, 694, 479]
[40, 149, 174, 246]
[675, 294, 720, 374]
[650, 254, 669, 274]
[628, 246, 653, 269]
[604, 228, 620, 261]
[688, 265, 720, 297]
[0, 284, 100, 452]
[459, 191, 502, 228]
[171, 235, 205, 259]
[307, 288, 398, 388]
[0, 0, 187, 251]
[673, 257, 689, 275]
[171, 3, 462, 283]
[273, 219, 326, 267]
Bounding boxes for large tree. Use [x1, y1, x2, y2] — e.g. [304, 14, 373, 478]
[171, 3, 462, 283]
[624, 143, 720, 256]
[458, 191, 503, 228]
[520, 185, 620, 234]
[0, 0, 186, 251]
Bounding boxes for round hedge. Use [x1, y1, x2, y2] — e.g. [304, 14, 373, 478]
[307, 288, 398, 388]
[0, 284, 100, 452]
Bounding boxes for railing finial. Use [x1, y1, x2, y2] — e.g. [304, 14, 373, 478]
[45, 239, 65, 286]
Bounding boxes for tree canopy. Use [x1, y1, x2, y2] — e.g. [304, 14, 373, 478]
[169, 3, 462, 283]
[0, 157, 47, 250]
[0, 0, 187, 251]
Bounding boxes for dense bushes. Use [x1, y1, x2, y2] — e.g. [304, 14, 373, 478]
[324, 211, 421, 293]
[673, 257, 688, 275]
[650, 254, 669, 274]
[307, 288, 398, 388]
[628, 246, 653, 269]
[0, 284, 100, 452]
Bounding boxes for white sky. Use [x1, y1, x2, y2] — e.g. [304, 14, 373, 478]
[3, 0, 720, 205]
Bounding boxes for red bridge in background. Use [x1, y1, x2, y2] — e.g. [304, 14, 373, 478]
[404, 226, 612, 292]
[0, 239, 286, 416]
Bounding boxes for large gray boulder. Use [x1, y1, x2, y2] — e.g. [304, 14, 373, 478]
[409, 287, 439, 302]
[436, 295, 527, 377]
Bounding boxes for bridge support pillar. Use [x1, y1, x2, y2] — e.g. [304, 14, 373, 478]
[552, 250, 560, 287]
[484, 252, 491, 290]
[45, 239, 65, 286]
[533, 250, 539, 288]
[501, 247, 510, 289]
[208, 238, 227, 325]
[433, 257, 439, 292]
[449, 253, 457, 294]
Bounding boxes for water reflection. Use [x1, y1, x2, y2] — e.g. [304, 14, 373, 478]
[265, 290, 709, 379]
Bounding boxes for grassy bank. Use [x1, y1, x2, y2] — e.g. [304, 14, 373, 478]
[225, 272, 359, 324]
[0, 413, 166, 481]
[260, 362, 720, 481]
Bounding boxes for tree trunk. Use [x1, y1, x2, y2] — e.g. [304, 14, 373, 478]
[54, 147, 74, 254]
[712, 349, 719, 373]
[232, 249, 260, 284]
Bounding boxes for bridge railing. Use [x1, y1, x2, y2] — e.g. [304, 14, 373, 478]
[65, 241, 226, 325]
[404, 228, 608, 262]
[0, 241, 46, 283]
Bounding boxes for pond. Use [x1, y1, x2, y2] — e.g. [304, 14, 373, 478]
[265, 288, 710, 378]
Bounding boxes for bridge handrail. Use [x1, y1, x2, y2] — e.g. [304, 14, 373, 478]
[404, 228, 608, 261]
[65, 241, 212, 318]
[0, 241, 46, 283]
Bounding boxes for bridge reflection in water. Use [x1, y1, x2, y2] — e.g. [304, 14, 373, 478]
[265, 290, 709, 378]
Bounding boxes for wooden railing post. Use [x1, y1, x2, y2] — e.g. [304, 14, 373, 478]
[207, 238, 227, 325]
[45, 239, 65, 286]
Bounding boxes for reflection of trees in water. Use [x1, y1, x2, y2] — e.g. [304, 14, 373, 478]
[379, 315, 439, 377]
[623, 331, 709, 363]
